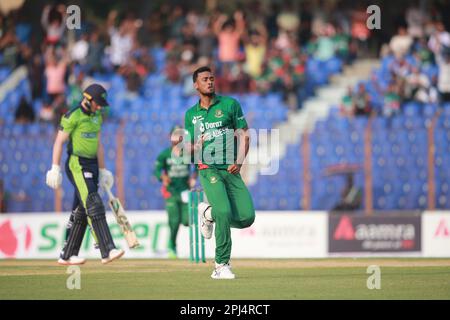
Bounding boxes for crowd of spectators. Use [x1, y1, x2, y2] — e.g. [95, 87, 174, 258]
[139, 1, 364, 109]
[1, 1, 450, 214]
[1, 1, 449, 124]
[0, 0, 375, 122]
[340, 4, 450, 118]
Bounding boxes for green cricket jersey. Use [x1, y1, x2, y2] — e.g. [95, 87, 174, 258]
[184, 95, 248, 170]
[59, 105, 102, 159]
[154, 147, 191, 194]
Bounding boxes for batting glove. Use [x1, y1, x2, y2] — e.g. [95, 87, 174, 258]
[46, 164, 62, 189]
[99, 168, 114, 190]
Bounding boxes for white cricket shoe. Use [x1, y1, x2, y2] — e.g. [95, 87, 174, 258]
[211, 262, 236, 280]
[198, 202, 213, 239]
[101, 248, 125, 264]
[58, 255, 86, 266]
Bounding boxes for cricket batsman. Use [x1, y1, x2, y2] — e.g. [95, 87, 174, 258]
[153, 126, 197, 259]
[46, 83, 124, 265]
[184, 66, 255, 279]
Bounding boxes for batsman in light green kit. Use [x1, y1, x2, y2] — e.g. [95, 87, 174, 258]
[153, 126, 197, 259]
[46, 84, 124, 265]
[184, 66, 255, 279]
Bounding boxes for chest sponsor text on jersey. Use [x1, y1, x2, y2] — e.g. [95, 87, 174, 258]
[204, 121, 222, 130]
[81, 132, 97, 139]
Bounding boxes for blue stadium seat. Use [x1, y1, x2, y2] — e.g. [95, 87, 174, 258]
[403, 102, 421, 116]
[423, 103, 437, 117]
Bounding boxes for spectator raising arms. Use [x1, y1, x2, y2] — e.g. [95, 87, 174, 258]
[44, 48, 68, 104]
[41, 4, 66, 45]
[243, 25, 268, 78]
[214, 11, 245, 64]
[106, 10, 139, 70]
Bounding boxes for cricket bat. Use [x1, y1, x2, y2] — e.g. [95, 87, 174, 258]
[105, 187, 140, 249]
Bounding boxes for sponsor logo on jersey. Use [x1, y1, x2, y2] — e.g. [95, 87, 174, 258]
[192, 116, 203, 124]
[205, 121, 222, 130]
[210, 176, 218, 184]
[81, 132, 97, 139]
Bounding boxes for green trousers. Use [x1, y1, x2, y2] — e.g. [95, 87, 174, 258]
[199, 168, 255, 264]
[165, 194, 189, 252]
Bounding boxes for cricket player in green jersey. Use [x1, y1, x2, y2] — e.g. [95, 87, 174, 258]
[46, 84, 124, 265]
[153, 126, 197, 259]
[184, 66, 255, 279]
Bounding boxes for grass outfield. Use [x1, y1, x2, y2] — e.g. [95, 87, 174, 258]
[0, 259, 449, 300]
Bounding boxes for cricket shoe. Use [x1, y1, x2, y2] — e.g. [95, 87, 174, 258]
[168, 249, 178, 259]
[211, 262, 235, 279]
[58, 255, 86, 266]
[101, 248, 125, 264]
[198, 202, 213, 239]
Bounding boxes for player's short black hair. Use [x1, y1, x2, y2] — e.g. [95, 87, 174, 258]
[193, 66, 212, 83]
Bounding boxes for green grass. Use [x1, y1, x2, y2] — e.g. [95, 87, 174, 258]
[0, 259, 449, 299]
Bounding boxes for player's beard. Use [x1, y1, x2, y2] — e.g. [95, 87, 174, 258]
[203, 88, 215, 97]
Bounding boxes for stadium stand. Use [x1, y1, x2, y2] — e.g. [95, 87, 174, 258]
[1, 1, 449, 212]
